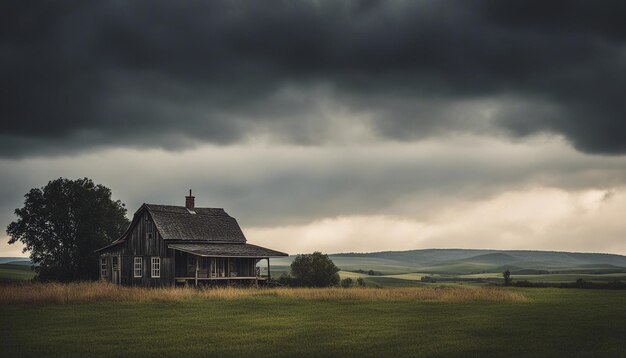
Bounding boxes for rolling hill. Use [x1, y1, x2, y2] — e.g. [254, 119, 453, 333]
[0, 257, 30, 265]
[271, 249, 626, 275]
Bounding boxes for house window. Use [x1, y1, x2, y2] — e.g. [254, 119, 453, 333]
[151, 257, 160, 278]
[100, 257, 108, 277]
[134, 257, 143, 277]
[146, 217, 153, 239]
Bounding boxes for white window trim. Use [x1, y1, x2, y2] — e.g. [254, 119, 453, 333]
[134, 257, 143, 278]
[100, 257, 108, 278]
[151, 257, 160, 278]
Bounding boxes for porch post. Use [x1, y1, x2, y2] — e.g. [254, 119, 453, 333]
[172, 250, 176, 287]
[267, 258, 271, 281]
[195, 256, 198, 287]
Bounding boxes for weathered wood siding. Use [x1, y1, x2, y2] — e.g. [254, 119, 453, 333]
[125, 209, 174, 286]
[99, 246, 125, 284]
[100, 208, 174, 286]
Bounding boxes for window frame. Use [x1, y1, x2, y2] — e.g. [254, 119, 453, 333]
[134, 257, 143, 278]
[145, 216, 153, 240]
[100, 257, 108, 278]
[151, 257, 160, 278]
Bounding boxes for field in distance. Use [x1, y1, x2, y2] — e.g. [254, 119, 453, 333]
[0, 262, 35, 282]
[270, 249, 626, 286]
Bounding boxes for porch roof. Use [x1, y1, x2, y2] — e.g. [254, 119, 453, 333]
[168, 243, 288, 258]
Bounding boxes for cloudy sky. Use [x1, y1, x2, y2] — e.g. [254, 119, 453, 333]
[2, 1, 626, 256]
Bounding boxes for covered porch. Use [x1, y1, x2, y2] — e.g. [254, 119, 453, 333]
[169, 243, 279, 286]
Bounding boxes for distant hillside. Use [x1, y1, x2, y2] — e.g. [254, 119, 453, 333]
[0, 263, 33, 271]
[0, 257, 30, 265]
[4, 260, 32, 266]
[456, 252, 519, 265]
[271, 249, 626, 275]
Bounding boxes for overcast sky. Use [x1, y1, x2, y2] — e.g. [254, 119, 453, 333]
[2, 1, 625, 256]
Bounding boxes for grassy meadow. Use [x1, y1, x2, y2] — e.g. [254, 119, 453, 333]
[1, 283, 625, 357]
[0, 282, 526, 304]
[0, 263, 36, 282]
[1, 251, 624, 357]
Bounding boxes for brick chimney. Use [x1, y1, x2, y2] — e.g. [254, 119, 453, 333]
[185, 189, 195, 211]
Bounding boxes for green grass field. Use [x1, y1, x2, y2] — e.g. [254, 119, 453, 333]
[337, 270, 626, 287]
[1, 288, 624, 357]
[0, 264, 35, 281]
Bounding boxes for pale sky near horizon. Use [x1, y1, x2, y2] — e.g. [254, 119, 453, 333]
[2, 1, 626, 257]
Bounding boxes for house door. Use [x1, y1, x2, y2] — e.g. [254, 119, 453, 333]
[112, 256, 121, 285]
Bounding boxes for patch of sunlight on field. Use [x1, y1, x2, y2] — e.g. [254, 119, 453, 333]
[338, 271, 368, 279]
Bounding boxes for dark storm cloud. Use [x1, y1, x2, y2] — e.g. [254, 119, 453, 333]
[1, 0, 625, 156]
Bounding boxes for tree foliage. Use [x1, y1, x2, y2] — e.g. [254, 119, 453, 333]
[340, 277, 353, 288]
[6, 178, 129, 281]
[503, 269, 512, 286]
[290, 251, 340, 287]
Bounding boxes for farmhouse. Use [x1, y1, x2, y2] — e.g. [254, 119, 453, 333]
[96, 191, 287, 286]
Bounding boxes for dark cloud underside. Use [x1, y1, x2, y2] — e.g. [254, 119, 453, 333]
[1, 0, 625, 156]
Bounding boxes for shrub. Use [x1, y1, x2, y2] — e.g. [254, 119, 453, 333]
[356, 278, 366, 287]
[290, 252, 340, 287]
[277, 273, 299, 286]
[502, 269, 511, 286]
[340, 278, 353, 288]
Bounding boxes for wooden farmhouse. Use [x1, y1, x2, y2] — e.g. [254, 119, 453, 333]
[96, 191, 287, 287]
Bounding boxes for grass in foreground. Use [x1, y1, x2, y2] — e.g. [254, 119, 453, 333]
[0, 287, 624, 358]
[0, 282, 526, 305]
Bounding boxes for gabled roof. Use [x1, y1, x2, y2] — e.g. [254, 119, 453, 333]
[169, 243, 287, 258]
[145, 204, 247, 243]
[96, 202, 287, 256]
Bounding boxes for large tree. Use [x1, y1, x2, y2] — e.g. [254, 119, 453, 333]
[6, 178, 129, 281]
[290, 251, 340, 287]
